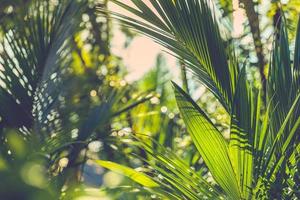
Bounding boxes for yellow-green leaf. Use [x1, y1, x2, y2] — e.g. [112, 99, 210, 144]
[95, 160, 159, 188]
[173, 82, 241, 199]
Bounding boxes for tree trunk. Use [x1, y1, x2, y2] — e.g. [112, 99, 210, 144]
[239, 0, 266, 93]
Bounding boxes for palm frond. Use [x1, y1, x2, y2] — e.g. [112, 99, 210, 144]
[112, 135, 224, 200]
[105, 0, 239, 112]
[173, 82, 241, 199]
[95, 160, 159, 188]
[292, 16, 300, 96]
[229, 66, 259, 199]
[0, 0, 85, 134]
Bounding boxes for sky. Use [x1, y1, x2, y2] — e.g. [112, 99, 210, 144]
[109, 1, 178, 82]
[111, 25, 178, 82]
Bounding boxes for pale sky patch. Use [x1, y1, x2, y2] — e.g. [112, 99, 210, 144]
[109, 1, 178, 82]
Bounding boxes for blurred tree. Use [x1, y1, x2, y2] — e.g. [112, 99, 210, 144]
[0, 0, 159, 198]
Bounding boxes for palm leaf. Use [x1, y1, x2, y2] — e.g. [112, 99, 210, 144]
[95, 160, 159, 188]
[293, 16, 300, 96]
[114, 135, 223, 200]
[0, 0, 84, 134]
[173, 82, 241, 199]
[228, 67, 259, 199]
[106, 0, 239, 112]
[267, 17, 296, 142]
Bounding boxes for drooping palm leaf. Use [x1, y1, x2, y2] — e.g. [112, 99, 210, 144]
[105, 0, 239, 112]
[107, 1, 300, 199]
[106, 134, 224, 200]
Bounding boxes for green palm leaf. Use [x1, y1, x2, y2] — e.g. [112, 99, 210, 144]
[107, 0, 239, 112]
[228, 66, 261, 198]
[293, 16, 300, 95]
[109, 135, 223, 199]
[173, 82, 241, 199]
[95, 160, 159, 188]
[0, 0, 84, 132]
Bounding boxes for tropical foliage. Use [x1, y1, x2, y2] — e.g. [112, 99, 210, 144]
[97, 0, 300, 199]
[0, 0, 299, 199]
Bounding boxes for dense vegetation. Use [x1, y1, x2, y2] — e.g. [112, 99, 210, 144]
[0, 0, 299, 199]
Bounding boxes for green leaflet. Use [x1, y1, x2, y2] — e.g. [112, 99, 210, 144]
[262, 93, 300, 177]
[0, 0, 84, 130]
[229, 67, 258, 199]
[173, 82, 241, 199]
[95, 160, 159, 188]
[129, 136, 223, 199]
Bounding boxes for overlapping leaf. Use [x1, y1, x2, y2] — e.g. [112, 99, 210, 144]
[173, 82, 241, 199]
[95, 160, 159, 188]
[107, 0, 239, 112]
[0, 0, 84, 133]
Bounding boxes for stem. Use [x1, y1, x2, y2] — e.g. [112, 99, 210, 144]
[239, 0, 266, 94]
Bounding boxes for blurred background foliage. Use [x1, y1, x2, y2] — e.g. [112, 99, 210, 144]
[0, 0, 299, 199]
